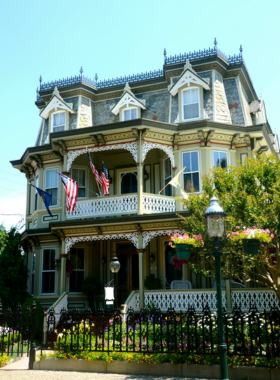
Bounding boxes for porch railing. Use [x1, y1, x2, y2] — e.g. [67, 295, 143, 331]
[124, 289, 227, 313]
[123, 288, 279, 314]
[66, 193, 175, 218]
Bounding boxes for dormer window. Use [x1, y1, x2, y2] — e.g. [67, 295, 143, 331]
[52, 111, 66, 132]
[182, 88, 200, 121]
[123, 108, 137, 121]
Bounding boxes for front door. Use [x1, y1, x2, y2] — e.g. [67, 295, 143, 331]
[116, 243, 139, 307]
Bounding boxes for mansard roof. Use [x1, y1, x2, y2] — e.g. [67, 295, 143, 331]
[40, 86, 76, 119]
[110, 83, 147, 115]
[169, 60, 210, 96]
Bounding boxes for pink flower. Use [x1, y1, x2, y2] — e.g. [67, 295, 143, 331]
[236, 226, 240, 230]
[168, 233, 171, 236]
[227, 234, 230, 238]
[253, 226, 257, 229]
[168, 242, 173, 246]
[271, 234, 274, 239]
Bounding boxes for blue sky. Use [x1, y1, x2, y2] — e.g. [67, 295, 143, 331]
[1, 0, 279, 229]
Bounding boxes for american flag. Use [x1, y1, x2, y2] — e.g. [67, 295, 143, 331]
[87, 150, 103, 186]
[101, 162, 110, 195]
[57, 172, 78, 212]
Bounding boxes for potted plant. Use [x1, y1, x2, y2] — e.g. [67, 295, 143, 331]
[227, 226, 274, 255]
[55, 257, 74, 277]
[144, 274, 162, 290]
[169, 232, 204, 259]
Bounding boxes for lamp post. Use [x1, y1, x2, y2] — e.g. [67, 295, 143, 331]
[204, 197, 229, 380]
[109, 254, 121, 310]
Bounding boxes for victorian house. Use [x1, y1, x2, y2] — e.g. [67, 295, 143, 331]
[11, 42, 279, 313]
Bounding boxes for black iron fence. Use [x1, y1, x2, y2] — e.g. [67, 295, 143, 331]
[0, 299, 37, 368]
[44, 304, 280, 358]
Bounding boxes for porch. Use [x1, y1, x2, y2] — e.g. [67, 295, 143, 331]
[66, 193, 176, 218]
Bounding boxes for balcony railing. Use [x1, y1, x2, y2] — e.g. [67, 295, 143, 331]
[66, 193, 176, 219]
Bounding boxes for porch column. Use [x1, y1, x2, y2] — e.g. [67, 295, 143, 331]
[60, 240, 67, 294]
[137, 249, 145, 309]
[137, 131, 143, 215]
[61, 153, 68, 220]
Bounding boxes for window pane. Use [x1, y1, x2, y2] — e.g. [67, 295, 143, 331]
[191, 88, 199, 103]
[191, 151, 198, 172]
[192, 173, 200, 192]
[184, 173, 192, 193]
[183, 90, 191, 105]
[47, 188, 58, 206]
[43, 250, 50, 270]
[60, 112, 65, 125]
[213, 152, 220, 168]
[42, 272, 55, 294]
[183, 153, 191, 172]
[72, 169, 78, 182]
[53, 114, 60, 127]
[164, 159, 171, 179]
[220, 152, 227, 169]
[124, 110, 130, 121]
[164, 178, 172, 196]
[131, 108, 137, 119]
[78, 170, 86, 186]
[53, 126, 65, 132]
[46, 170, 58, 188]
[78, 188, 85, 198]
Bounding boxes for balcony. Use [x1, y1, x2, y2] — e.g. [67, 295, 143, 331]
[66, 193, 176, 219]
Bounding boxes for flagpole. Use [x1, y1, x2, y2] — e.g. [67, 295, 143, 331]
[28, 182, 61, 201]
[158, 167, 186, 194]
[86, 147, 102, 194]
[53, 170, 101, 197]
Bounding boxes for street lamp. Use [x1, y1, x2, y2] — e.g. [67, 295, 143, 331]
[204, 197, 229, 380]
[109, 254, 121, 310]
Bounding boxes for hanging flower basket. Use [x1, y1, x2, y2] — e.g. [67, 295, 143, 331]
[242, 239, 260, 255]
[169, 232, 204, 260]
[174, 244, 192, 259]
[227, 226, 274, 256]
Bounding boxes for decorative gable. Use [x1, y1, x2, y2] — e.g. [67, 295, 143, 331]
[110, 83, 147, 115]
[40, 86, 76, 120]
[169, 60, 210, 96]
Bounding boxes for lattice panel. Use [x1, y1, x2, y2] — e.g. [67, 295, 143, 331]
[126, 290, 226, 312]
[143, 195, 175, 213]
[66, 195, 138, 218]
[231, 290, 279, 311]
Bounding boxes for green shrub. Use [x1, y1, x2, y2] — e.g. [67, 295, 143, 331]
[81, 276, 102, 311]
[22, 297, 44, 340]
[144, 274, 162, 290]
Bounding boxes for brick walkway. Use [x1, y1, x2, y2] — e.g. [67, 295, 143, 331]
[1, 357, 217, 380]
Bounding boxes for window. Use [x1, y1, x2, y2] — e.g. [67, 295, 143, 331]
[182, 88, 200, 120]
[34, 175, 39, 212]
[213, 151, 228, 169]
[72, 168, 86, 198]
[42, 249, 55, 294]
[164, 158, 172, 196]
[31, 253, 36, 295]
[45, 169, 58, 206]
[120, 171, 137, 194]
[123, 108, 137, 121]
[183, 151, 200, 193]
[69, 248, 85, 293]
[240, 153, 248, 165]
[52, 111, 66, 132]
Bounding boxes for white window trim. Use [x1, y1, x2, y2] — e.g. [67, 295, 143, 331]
[31, 252, 36, 296]
[181, 87, 201, 122]
[122, 107, 138, 121]
[118, 169, 138, 195]
[69, 248, 85, 294]
[182, 150, 201, 194]
[34, 175, 39, 212]
[163, 157, 173, 196]
[41, 248, 56, 295]
[212, 150, 229, 169]
[240, 153, 248, 165]
[71, 167, 88, 199]
[45, 168, 59, 207]
[51, 110, 66, 133]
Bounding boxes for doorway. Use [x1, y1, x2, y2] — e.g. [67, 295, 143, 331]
[116, 243, 139, 307]
[119, 171, 137, 194]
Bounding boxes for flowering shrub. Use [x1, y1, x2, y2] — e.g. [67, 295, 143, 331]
[0, 354, 10, 367]
[227, 227, 274, 245]
[168, 232, 204, 248]
[171, 252, 195, 270]
[55, 258, 73, 277]
[37, 351, 280, 369]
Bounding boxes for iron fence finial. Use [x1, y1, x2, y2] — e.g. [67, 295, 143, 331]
[80, 66, 83, 80]
[39, 75, 42, 90]
[240, 44, 243, 57]
[164, 48, 167, 64]
[95, 73, 98, 83]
